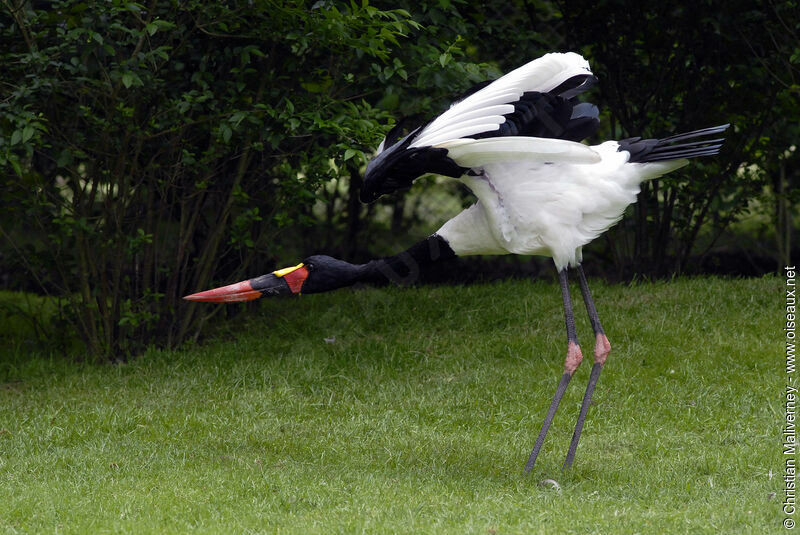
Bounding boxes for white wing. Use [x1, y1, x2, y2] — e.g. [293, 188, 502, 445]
[436, 137, 601, 169]
[410, 52, 592, 149]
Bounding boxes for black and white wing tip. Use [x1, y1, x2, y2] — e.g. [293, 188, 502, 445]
[363, 53, 600, 202]
[410, 52, 596, 149]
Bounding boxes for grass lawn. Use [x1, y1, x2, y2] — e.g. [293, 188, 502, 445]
[0, 276, 785, 533]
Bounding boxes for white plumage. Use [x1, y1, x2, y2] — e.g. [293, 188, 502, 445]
[366, 52, 720, 272]
[409, 52, 592, 148]
[435, 138, 687, 269]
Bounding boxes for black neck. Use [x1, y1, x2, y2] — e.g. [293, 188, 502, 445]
[364, 234, 456, 286]
[299, 234, 456, 294]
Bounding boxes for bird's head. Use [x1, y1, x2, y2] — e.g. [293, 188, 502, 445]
[183, 255, 365, 302]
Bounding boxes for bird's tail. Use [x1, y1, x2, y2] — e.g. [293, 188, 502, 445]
[621, 124, 730, 163]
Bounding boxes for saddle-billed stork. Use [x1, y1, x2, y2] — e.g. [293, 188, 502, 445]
[185, 52, 728, 472]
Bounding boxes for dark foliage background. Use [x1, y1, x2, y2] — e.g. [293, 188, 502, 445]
[1, 0, 797, 359]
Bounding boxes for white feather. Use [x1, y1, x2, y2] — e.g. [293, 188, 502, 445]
[410, 93, 521, 148]
[436, 141, 687, 270]
[436, 137, 601, 168]
[414, 124, 503, 147]
[438, 91, 523, 118]
[410, 52, 592, 149]
[420, 115, 507, 139]
[419, 105, 515, 137]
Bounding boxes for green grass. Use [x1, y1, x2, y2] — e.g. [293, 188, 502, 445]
[0, 277, 784, 533]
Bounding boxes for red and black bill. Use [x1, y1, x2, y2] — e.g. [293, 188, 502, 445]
[183, 263, 309, 303]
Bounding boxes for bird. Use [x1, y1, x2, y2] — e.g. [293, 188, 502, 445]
[184, 52, 728, 472]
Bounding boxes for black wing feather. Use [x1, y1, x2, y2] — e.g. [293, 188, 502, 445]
[364, 71, 601, 202]
[470, 74, 599, 143]
[619, 124, 730, 163]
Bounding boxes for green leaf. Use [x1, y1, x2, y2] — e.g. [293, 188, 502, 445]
[245, 45, 265, 58]
[152, 19, 176, 31]
[121, 72, 134, 88]
[9, 157, 22, 176]
[229, 111, 246, 128]
[21, 125, 35, 143]
[344, 148, 357, 161]
[10, 130, 21, 146]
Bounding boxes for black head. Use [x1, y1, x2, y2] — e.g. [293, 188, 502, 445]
[245, 255, 368, 296]
[297, 255, 366, 294]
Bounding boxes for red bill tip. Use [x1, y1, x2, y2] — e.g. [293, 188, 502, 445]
[183, 280, 261, 303]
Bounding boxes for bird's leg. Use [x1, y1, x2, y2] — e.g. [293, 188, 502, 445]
[563, 265, 611, 469]
[524, 268, 583, 473]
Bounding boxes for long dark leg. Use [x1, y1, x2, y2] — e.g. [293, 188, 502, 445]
[524, 268, 584, 473]
[563, 265, 611, 469]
